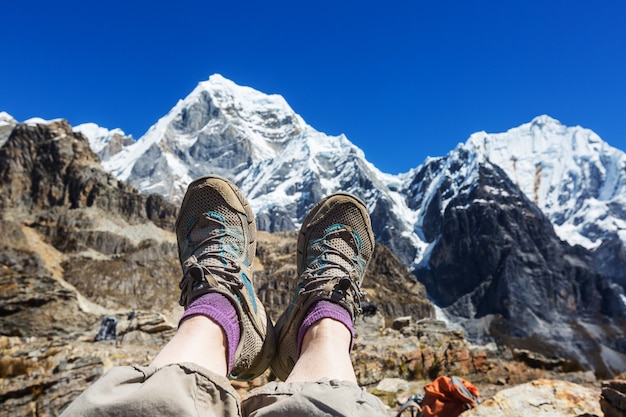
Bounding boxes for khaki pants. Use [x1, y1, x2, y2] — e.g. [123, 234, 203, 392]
[61, 363, 387, 417]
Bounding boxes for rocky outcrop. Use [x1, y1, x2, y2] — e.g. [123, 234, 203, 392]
[601, 378, 626, 417]
[512, 349, 568, 371]
[0, 321, 175, 417]
[0, 120, 181, 317]
[0, 219, 96, 338]
[463, 379, 601, 417]
[0, 336, 107, 416]
[0, 120, 177, 228]
[361, 244, 434, 321]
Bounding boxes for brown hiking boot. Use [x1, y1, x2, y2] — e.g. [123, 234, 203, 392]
[176, 174, 275, 380]
[271, 192, 375, 380]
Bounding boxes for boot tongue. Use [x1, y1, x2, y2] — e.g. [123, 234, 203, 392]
[188, 211, 230, 268]
[305, 225, 358, 278]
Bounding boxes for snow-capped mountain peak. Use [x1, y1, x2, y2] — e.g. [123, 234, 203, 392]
[0, 111, 16, 126]
[198, 74, 305, 140]
[80, 75, 403, 224]
[466, 115, 626, 248]
[74, 123, 131, 155]
[96, 75, 306, 198]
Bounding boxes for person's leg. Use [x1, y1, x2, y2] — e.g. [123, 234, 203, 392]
[151, 315, 228, 375]
[242, 193, 387, 416]
[286, 317, 356, 383]
[62, 175, 274, 416]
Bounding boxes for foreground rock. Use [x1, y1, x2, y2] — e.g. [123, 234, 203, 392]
[0, 331, 170, 416]
[354, 315, 599, 410]
[601, 377, 626, 417]
[463, 379, 601, 417]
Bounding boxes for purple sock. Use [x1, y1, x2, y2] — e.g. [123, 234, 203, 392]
[296, 300, 355, 355]
[179, 293, 240, 373]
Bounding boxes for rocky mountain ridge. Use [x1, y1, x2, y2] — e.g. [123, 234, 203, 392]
[412, 158, 626, 376]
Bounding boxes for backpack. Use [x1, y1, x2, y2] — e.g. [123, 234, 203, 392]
[420, 376, 480, 417]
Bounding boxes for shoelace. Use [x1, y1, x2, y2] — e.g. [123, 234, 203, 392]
[299, 228, 367, 312]
[178, 218, 246, 306]
[300, 274, 365, 313]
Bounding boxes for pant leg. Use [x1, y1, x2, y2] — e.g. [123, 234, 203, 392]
[242, 378, 388, 417]
[60, 362, 242, 417]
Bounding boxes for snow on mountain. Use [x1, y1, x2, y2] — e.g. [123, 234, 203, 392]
[395, 116, 626, 275]
[466, 115, 626, 249]
[0, 112, 17, 148]
[73, 123, 133, 157]
[0, 113, 69, 150]
[75, 75, 626, 273]
[73, 74, 424, 266]
[23, 117, 65, 125]
[1, 112, 66, 127]
[403, 113, 626, 258]
[0, 111, 16, 126]
[96, 74, 308, 203]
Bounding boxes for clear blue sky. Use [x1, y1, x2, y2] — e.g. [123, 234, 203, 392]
[1, 0, 625, 174]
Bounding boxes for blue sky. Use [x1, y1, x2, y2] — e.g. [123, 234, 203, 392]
[1, 1, 625, 174]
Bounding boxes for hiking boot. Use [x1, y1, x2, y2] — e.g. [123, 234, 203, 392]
[176, 174, 275, 380]
[271, 192, 375, 380]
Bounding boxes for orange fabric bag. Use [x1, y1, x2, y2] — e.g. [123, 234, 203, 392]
[421, 376, 480, 417]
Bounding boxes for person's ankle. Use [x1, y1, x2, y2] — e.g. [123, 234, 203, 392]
[179, 292, 241, 372]
[300, 317, 352, 352]
[296, 300, 354, 355]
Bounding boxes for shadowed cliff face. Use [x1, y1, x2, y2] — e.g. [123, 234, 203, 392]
[415, 163, 626, 377]
[0, 121, 177, 228]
